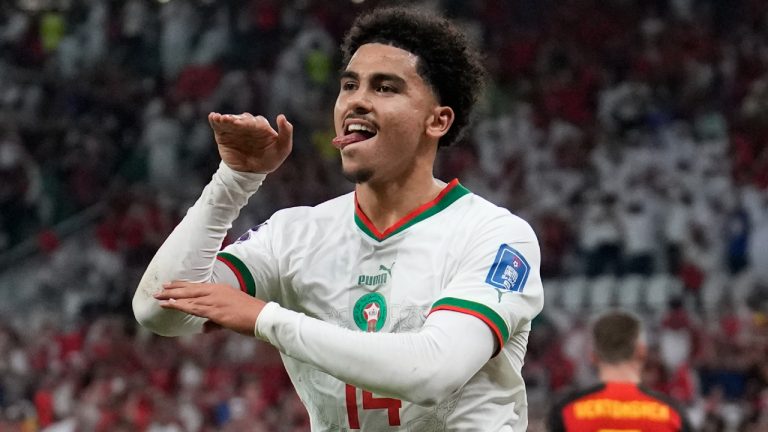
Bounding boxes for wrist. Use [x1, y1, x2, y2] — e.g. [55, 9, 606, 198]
[216, 161, 267, 195]
[254, 301, 281, 339]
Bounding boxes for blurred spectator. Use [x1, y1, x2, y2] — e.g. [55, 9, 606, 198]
[0, 130, 42, 249]
[141, 98, 183, 193]
[160, 0, 198, 80]
[665, 190, 693, 274]
[621, 199, 657, 275]
[580, 193, 623, 277]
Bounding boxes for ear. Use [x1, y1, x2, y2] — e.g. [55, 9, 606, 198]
[425, 106, 455, 140]
[634, 341, 648, 364]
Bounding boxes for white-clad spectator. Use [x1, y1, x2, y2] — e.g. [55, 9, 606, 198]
[0, 5, 30, 44]
[269, 18, 334, 122]
[81, 0, 108, 69]
[160, 0, 199, 79]
[657, 122, 697, 174]
[55, 29, 84, 79]
[596, 79, 651, 135]
[669, 0, 695, 21]
[190, 6, 230, 66]
[0, 133, 42, 248]
[748, 198, 768, 287]
[472, 116, 512, 179]
[205, 69, 255, 116]
[121, 0, 149, 40]
[620, 185, 660, 275]
[580, 192, 623, 276]
[560, 318, 593, 387]
[659, 324, 693, 373]
[472, 107, 541, 181]
[665, 189, 694, 274]
[141, 99, 183, 192]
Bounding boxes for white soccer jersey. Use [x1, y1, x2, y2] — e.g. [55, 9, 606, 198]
[215, 179, 544, 431]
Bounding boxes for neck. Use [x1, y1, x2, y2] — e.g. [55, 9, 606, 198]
[355, 169, 444, 232]
[598, 362, 642, 384]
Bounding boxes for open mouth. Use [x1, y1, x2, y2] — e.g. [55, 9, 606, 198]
[332, 122, 378, 149]
[346, 123, 377, 140]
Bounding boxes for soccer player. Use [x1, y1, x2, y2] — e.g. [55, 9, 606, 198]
[133, 7, 543, 431]
[548, 310, 692, 432]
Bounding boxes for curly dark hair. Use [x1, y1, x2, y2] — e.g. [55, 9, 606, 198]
[341, 7, 486, 147]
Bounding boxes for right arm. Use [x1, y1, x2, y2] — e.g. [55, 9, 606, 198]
[132, 113, 292, 336]
[132, 162, 266, 336]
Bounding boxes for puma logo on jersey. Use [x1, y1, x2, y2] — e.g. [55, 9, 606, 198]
[379, 262, 394, 277]
[357, 262, 395, 287]
[358, 273, 388, 286]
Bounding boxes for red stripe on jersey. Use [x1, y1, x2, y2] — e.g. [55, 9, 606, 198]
[216, 255, 247, 294]
[430, 305, 504, 355]
[354, 179, 460, 240]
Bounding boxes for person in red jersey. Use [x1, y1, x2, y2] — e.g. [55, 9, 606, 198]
[548, 310, 693, 432]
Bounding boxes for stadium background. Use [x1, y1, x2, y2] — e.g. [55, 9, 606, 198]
[1, 0, 767, 430]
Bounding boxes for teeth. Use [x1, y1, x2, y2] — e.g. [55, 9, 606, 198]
[347, 124, 375, 134]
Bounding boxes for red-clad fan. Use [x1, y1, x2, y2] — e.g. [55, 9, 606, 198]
[549, 310, 693, 432]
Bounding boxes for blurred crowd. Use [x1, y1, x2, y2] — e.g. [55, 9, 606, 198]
[0, 316, 309, 431]
[525, 298, 768, 431]
[1, 0, 767, 430]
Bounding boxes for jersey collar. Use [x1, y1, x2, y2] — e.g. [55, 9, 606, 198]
[354, 179, 470, 242]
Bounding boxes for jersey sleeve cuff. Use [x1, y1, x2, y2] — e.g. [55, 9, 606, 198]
[254, 301, 282, 339]
[429, 297, 510, 356]
[216, 252, 256, 296]
[216, 161, 267, 194]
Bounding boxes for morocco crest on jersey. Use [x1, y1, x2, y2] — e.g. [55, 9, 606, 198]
[353, 292, 387, 332]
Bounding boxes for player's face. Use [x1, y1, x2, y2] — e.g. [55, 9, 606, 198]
[333, 43, 444, 184]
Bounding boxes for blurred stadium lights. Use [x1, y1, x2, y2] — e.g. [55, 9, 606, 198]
[351, 0, 366, 4]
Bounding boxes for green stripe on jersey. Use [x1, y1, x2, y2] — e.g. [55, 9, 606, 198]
[355, 181, 470, 241]
[217, 252, 256, 297]
[431, 297, 510, 344]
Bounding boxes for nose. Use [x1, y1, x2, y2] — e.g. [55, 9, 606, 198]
[346, 88, 373, 114]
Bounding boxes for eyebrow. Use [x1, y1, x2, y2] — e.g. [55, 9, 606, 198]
[340, 71, 406, 87]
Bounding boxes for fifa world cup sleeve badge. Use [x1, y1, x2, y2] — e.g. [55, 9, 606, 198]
[485, 244, 530, 301]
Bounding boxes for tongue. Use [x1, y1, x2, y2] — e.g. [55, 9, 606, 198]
[332, 132, 369, 149]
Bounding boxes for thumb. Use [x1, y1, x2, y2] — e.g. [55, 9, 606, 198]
[276, 114, 294, 153]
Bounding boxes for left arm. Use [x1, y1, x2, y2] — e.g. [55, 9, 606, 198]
[155, 283, 493, 407]
[257, 304, 494, 406]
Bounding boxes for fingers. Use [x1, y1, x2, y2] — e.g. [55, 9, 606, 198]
[157, 296, 187, 309]
[155, 281, 220, 318]
[208, 112, 278, 137]
[157, 297, 205, 317]
[209, 112, 255, 124]
[276, 114, 294, 153]
[208, 112, 225, 132]
[154, 281, 211, 300]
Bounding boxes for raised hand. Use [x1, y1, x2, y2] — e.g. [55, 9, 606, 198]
[208, 112, 293, 173]
[154, 281, 267, 335]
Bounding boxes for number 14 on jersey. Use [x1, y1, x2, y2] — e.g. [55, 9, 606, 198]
[345, 384, 402, 428]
